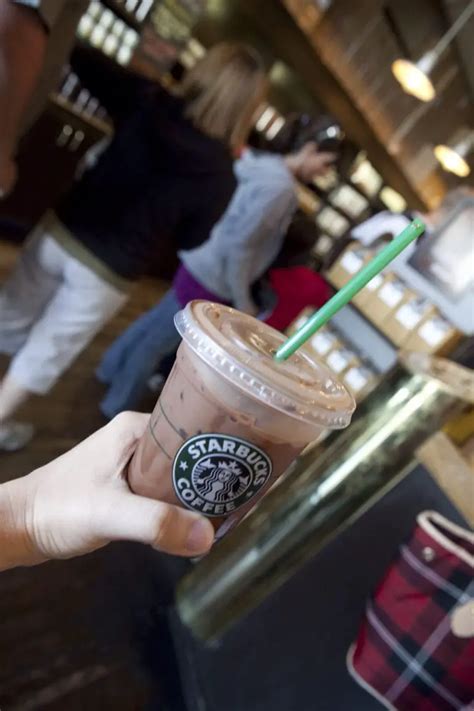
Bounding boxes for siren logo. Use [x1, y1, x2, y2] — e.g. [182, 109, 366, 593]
[172, 434, 273, 516]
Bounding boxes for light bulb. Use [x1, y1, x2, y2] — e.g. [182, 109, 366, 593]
[434, 144, 470, 177]
[392, 5, 474, 102]
[391, 59, 436, 102]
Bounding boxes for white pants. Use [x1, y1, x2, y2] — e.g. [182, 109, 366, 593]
[0, 227, 128, 394]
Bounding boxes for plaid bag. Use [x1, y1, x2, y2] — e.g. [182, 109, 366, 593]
[348, 511, 474, 710]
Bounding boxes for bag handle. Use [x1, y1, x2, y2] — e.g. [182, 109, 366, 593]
[418, 511, 474, 567]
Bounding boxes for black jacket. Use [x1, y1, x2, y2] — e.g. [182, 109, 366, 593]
[56, 48, 236, 281]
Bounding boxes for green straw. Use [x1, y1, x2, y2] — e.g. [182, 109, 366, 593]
[275, 218, 425, 362]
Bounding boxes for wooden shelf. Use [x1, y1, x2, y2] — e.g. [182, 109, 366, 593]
[100, 0, 142, 30]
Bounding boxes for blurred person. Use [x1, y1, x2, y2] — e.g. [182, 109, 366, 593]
[97, 116, 336, 418]
[0, 43, 267, 450]
[258, 210, 332, 332]
[148, 217, 332, 389]
[0, 0, 88, 196]
[152, 227, 333, 385]
[264, 266, 331, 333]
[0, 412, 214, 570]
[348, 187, 474, 260]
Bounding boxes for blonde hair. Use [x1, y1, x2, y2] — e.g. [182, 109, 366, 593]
[178, 42, 267, 151]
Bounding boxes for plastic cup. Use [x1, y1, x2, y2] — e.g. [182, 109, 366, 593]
[128, 301, 355, 537]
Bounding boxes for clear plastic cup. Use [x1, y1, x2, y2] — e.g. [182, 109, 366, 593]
[128, 301, 355, 536]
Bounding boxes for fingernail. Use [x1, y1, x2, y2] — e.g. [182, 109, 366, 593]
[186, 519, 213, 553]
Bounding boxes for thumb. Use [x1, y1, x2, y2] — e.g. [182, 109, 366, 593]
[100, 491, 215, 557]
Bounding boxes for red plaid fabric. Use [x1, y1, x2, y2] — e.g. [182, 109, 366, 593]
[348, 511, 474, 710]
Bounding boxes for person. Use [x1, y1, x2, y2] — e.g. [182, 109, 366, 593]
[0, 42, 267, 451]
[0, 411, 214, 571]
[347, 187, 474, 267]
[0, 0, 89, 196]
[264, 265, 332, 333]
[97, 117, 335, 418]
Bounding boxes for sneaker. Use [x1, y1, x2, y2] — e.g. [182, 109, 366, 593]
[147, 373, 166, 393]
[0, 422, 35, 452]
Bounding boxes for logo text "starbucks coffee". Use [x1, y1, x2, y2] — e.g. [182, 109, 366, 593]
[173, 434, 273, 517]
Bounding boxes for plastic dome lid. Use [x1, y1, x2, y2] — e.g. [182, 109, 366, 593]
[175, 301, 355, 430]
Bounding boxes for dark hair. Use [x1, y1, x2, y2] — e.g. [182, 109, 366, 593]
[273, 211, 320, 267]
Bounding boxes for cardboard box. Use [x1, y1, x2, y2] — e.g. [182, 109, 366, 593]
[325, 348, 360, 377]
[405, 312, 461, 355]
[343, 365, 377, 401]
[356, 272, 386, 314]
[326, 245, 371, 289]
[286, 307, 316, 336]
[308, 328, 340, 359]
[286, 312, 343, 364]
[363, 274, 408, 328]
[383, 295, 436, 347]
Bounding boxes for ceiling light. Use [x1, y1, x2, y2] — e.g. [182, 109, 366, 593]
[434, 135, 472, 177]
[391, 56, 436, 102]
[391, 2, 474, 102]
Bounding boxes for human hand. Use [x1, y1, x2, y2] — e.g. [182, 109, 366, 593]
[287, 142, 336, 183]
[0, 156, 18, 199]
[3, 413, 214, 567]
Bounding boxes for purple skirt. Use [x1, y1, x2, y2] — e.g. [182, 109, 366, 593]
[173, 264, 231, 308]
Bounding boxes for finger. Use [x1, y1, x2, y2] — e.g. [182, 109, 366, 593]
[101, 492, 215, 557]
[98, 411, 151, 470]
[48, 412, 151, 477]
[106, 411, 150, 443]
[55, 412, 150, 464]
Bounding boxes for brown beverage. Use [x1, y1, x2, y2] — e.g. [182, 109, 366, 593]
[129, 301, 355, 536]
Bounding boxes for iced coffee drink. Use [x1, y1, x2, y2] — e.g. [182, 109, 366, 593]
[128, 301, 355, 535]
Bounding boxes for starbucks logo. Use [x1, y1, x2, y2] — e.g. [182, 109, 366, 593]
[173, 434, 273, 517]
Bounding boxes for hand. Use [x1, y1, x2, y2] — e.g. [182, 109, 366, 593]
[286, 142, 336, 183]
[310, 149, 337, 176]
[0, 156, 18, 199]
[6, 413, 214, 566]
